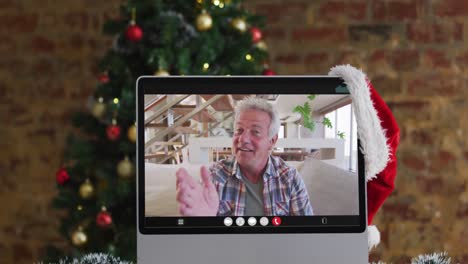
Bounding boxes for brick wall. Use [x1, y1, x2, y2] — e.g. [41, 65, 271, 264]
[1, 0, 467, 263]
[243, 0, 468, 262]
[0, 1, 121, 263]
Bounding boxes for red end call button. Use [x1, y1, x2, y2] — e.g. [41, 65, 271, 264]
[272, 216, 281, 226]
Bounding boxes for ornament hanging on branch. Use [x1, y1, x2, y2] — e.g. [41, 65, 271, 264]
[262, 68, 276, 75]
[127, 124, 136, 143]
[96, 206, 113, 228]
[126, 24, 143, 42]
[154, 69, 170, 76]
[92, 97, 106, 119]
[196, 10, 213, 31]
[56, 167, 70, 185]
[231, 18, 247, 32]
[250, 27, 262, 43]
[106, 119, 121, 141]
[71, 226, 88, 247]
[98, 72, 109, 84]
[79, 179, 94, 200]
[117, 156, 134, 179]
[255, 40, 268, 51]
[125, 8, 143, 42]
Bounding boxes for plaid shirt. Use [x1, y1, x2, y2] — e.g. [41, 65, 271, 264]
[210, 155, 313, 216]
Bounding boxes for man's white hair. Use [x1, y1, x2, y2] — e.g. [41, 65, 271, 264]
[234, 97, 280, 138]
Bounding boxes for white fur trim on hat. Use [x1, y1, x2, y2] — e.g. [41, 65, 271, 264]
[328, 65, 390, 181]
[368, 225, 381, 250]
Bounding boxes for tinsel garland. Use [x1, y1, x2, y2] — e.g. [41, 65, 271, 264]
[47, 251, 451, 264]
[411, 252, 451, 264]
[47, 253, 133, 264]
[371, 252, 451, 264]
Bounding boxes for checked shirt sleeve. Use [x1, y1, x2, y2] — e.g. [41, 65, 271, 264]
[288, 169, 314, 216]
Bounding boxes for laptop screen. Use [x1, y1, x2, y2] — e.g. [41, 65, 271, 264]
[137, 76, 366, 235]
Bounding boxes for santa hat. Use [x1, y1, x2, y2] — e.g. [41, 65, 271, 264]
[328, 65, 400, 250]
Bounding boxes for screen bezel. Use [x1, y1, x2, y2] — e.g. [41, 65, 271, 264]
[137, 76, 367, 235]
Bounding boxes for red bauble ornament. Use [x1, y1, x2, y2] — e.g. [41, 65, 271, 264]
[98, 73, 109, 84]
[262, 69, 276, 75]
[250, 27, 262, 43]
[96, 209, 113, 228]
[106, 125, 121, 141]
[56, 168, 70, 185]
[125, 23, 143, 42]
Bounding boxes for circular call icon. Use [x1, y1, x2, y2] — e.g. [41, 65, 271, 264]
[236, 217, 245, 226]
[247, 217, 257, 226]
[259, 217, 269, 226]
[224, 217, 233, 227]
[272, 216, 282, 226]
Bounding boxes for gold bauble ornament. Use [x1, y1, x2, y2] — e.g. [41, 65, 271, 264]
[91, 98, 106, 118]
[255, 41, 268, 51]
[196, 11, 213, 31]
[71, 227, 87, 246]
[79, 179, 94, 199]
[231, 18, 247, 32]
[117, 156, 134, 179]
[128, 125, 137, 143]
[154, 69, 170, 76]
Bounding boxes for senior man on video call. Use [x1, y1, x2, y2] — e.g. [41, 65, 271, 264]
[175, 97, 313, 216]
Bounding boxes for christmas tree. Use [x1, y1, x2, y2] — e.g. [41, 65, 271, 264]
[46, 0, 272, 261]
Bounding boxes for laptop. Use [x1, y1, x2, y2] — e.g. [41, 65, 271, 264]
[136, 76, 368, 263]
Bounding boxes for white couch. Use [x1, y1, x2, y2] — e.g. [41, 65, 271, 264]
[145, 158, 359, 216]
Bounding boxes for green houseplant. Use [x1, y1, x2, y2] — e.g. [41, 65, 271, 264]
[292, 94, 345, 139]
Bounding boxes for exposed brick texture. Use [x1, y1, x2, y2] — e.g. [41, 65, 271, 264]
[407, 73, 463, 97]
[434, 0, 468, 17]
[407, 21, 463, 44]
[251, 2, 308, 25]
[349, 24, 393, 44]
[0, 13, 38, 33]
[292, 26, 347, 42]
[372, 0, 424, 21]
[317, 1, 368, 23]
[390, 49, 420, 71]
[1, 0, 467, 263]
[422, 49, 451, 69]
[0, 1, 118, 263]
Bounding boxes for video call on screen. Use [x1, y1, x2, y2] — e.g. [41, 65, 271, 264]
[142, 94, 361, 230]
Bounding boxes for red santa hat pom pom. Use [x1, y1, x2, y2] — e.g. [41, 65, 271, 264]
[368, 225, 381, 250]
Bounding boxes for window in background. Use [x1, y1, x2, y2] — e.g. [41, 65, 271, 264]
[279, 124, 285, 139]
[324, 104, 357, 172]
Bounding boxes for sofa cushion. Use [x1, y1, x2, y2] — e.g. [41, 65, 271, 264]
[299, 158, 359, 215]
